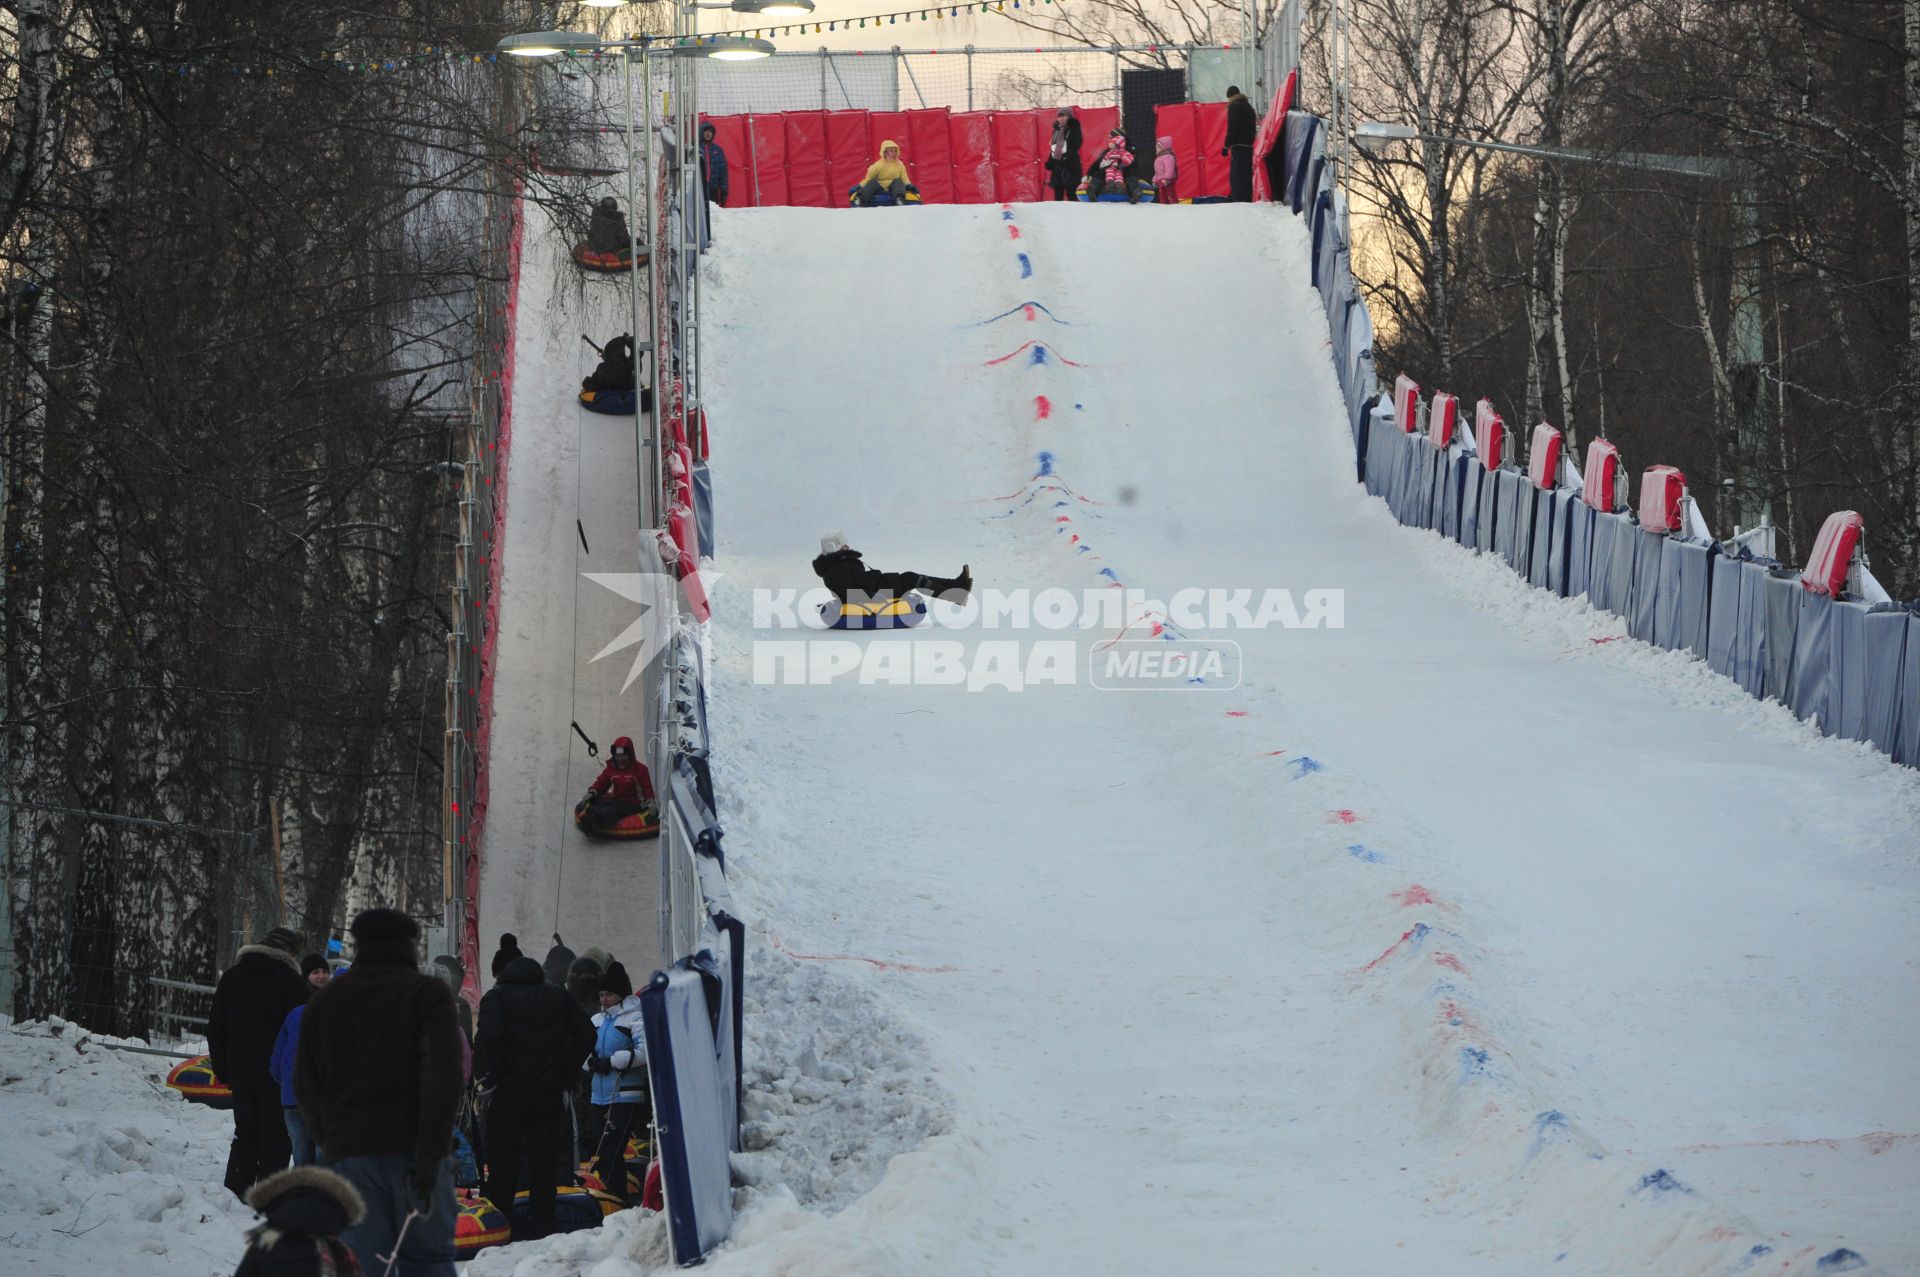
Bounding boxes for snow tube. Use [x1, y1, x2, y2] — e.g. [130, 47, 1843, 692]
[642, 1160, 664, 1212]
[511, 1184, 623, 1234]
[577, 1164, 641, 1201]
[164, 1055, 231, 1109]
[453, 1193, 511, 1258]
[820, 593, 928, 630]
[846, 183, 922, 207]
[1075, 175, 1152, 203]
[571, 242, 648, 273]
[579, 387, 645, 416]
[574, 804, 660, 840]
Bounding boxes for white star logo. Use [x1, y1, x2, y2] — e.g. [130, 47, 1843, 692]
[582, 571, 717, 692]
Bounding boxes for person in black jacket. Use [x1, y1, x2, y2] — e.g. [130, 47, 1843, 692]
[231, 1165, 364, 1277]
[1223, 86, 1257, 203]
[812, 532, 971, 605]
[581, 334, 636, 394]
[209, 927, 311, 1200]
[295, 908, 465, 1277]
[585, 196, 630, 257]
[489, 933, 522, 982]
[1043, 107, 1084, 201]
[477, 954, 595, 1242]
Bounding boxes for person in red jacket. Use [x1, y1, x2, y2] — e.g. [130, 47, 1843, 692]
[576, 735, 654, 833]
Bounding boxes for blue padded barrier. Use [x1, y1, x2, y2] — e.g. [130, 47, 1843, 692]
[1858, 607, 1911, 756]
[1706, 553, 1743, 679]
[1628, 528, 1667, 643]
[1588, 512, 1638, 619]
[1364, 404, 1397, 497]
[1828, 601, 1870, 743]
[642, 963, 736, 1262]
[692, 462, 715, 559]
[1475, 468, 1501, 555]
[1490, 470, 1521, 566]
[1733, 559, 1773, 698]
[1395, 431, 1427, 526]
[1437, 449, 1470, 543]
[1789, 590, 1837, 729]
[1501, 472, 1536, 577]
[1565, 500, 1596, 599]
[1660, 538, 1715, 658]
[1529, 489, 1568, 594]
[1898, 613, 1920, 764]
[1762, 570, 1802, 705]
[1458, 458, 1487, 548]
[1545, 491, 1579, 597]
[1311, 188, 1336, 289]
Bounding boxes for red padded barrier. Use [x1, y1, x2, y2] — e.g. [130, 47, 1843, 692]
[950, 112, 996, 204]
[1252, 69, 1296, 202]
[1474, 399, 1504, 470]
[1427, 391, 1459, 450]
[700, 115, 751, 205]
[783, 112, 832, 208]
[907, 108, 956, 204]
[745, 113, 788, 207]
[1802, 510, 1865, 597]
[1394, 373, 1421, 433]
[825, 111, 872, 201]
[992, 111, 1045, 202]
[1194, 102, 1231, 199]
[1582, 438, 1621, 511]
[1077, 106, 1121, 150]
[1638, 466, 1686, 534]
[1155, 103, 1200, 203]
[1528, 424, 1562, 491]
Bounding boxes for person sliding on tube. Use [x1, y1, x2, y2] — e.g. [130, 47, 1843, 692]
[582, 334, 636, 393]
[812, 532, 971, 605]
[855, 141, 910, 206]
[576, 736, 654, 833]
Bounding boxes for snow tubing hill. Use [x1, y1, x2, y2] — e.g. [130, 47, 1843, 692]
[574, 804, 661, 840]
[579, 387, 647, 416]
[571, 243, 647, 273]
[821, 593, 928, 629]
[164, 1055, 231, 1108]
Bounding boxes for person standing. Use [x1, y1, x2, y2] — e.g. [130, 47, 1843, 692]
[296, 908, 465, 1277]
[1223, 85, 1257, 203]
[586, 962, 649, 1204]
[1044, 107, 1084, 201]
[208, 927, 310, 1200]
[477, 951, 594, 1242]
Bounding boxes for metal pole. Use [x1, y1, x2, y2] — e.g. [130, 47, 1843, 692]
[627, 48, 656, 533]
[966, 45, 974, 113]
[643, 45, 663, 536]
[820, 46, 828, 109]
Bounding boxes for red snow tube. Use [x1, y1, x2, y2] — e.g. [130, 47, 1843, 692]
[1802, 510, 1865, 597]
[1582, 438, 1621, 511]
[574, 803, 660, 840]
[1394, 373, 1421, 433]
[165, 1055, 232, 1109]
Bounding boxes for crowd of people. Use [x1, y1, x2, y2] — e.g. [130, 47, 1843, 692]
[210, 913, 650, 1276]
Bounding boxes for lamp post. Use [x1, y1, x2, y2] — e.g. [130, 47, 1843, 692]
[1352, 121, 1771, 548]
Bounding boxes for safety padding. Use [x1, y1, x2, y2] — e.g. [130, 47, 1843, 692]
[1495, 469, 1534, 577]
[1587, 511, 1638, 618]
[571, 243, 645, 274]
[1582, 438, 1622, 512]
[1898, 613, 1920, 765]
[1474, 465, 1501, 555]
[1453, 456, 1482, 548]
[1707, 556, 1772, 698]
[1253, 71, 1296, 202]
[950, 112, 995, 204]
[1859, 607, 1912, 756]
[1283, 112, 1319, 211]
[1564, 498, 1596, 599]
[745, 112, 789, 206]
[642, 963, 737, 1263]
[906, 108, 956, 205]
[574, 803, 661, 840]
[1801, 510, 1864, 598]
[826, 110, 875, 198]
[454, 1193, 511, 1258]
[1530, 488, 1572, 595]
[784, 112, 831, 207]
[1707, 554, 1748, 683]
[1789, 590, 1838, 729]
[1154, 102, 1232, 200]
[989, 110, 1045, 202]
[1437, 448, 1471, 542]
[164, 1055, 232, 1108]
[1762, 569, 1803, 704]
[1639, 466, 1687, 534]
[692, 462, 714, 559]
[1527, 423, 1562, 491]
[1427, 391, 1459, 450]
[579, 388, 638, 416]
[1400, 432, 1434, 527]
[1656, 538, 1715, 657]
[1311, 189, 1338, 290]
[821, 594, 928, 630]
[1628, 528, 1667, 643]
[1474, 400, 1505, 470]
[1829, 602, 1911, 749]
[1394, 373, 1421, 434]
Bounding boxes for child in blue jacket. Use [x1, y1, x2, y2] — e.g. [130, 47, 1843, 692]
[584, 961, 649, 1203]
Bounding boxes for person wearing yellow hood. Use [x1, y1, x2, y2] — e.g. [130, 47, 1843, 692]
[855, 140, 911, 206]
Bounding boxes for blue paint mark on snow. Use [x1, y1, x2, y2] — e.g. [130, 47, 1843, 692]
[1074, 402, 1084, 410]
[1816, 1250, 1867, 1272]
[1526, 1110, 1569, 1160]
[1035, 451, 1054, 476]
[1030, 344, 1049, 366]
[1459, 1045, 1490, 1083]
[1097, 567, 1119, 581]
[1635, 1169, 1688, 1195]
[1017, 253, 1033, 278]
[1287, 755, 1324, 778]
[1346, 844, 1385, 863]
[1000, 209, 1015, 220]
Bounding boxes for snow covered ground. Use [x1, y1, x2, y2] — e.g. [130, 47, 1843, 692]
[4, 197, 1915, 1277]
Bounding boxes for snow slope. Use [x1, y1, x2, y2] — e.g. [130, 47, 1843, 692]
[480, 194, 663, 971]
[677, 200, 1919, 1274]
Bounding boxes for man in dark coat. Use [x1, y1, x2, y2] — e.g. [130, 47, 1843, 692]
[477, 954, 595, 1241]
[296, 908, 465, 1277]
[581, 334, 636, 394]
[1223, 86, 1257, 203]
[1044, 107, 1084, 201]
[812, 531, 971, 605]
[209, 926, 311, 1200]
[699, 122, 729, 207]
[585, 196, 630, 256]
[489, 933, 522, 982]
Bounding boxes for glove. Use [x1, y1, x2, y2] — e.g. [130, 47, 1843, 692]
[409, 1153, 443, 1218]
[589, 1055, 615, 1075]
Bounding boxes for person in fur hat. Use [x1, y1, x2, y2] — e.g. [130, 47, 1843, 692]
[232, 1165, 365, 1276]
[587, 961, 650, 1204]
[296, 908, 464, 1276]
[811, 532, 971, 605]
[210, 926, 311, 1199]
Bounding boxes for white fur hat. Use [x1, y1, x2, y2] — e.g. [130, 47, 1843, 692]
[820, 531, 848, 555]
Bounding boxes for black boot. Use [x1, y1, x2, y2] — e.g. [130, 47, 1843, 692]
[921, 565, 971, 603]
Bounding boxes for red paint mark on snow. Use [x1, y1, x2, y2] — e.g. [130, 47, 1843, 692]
[1436, 1000, 1479, 1033]
[1392, 884, 1435, 908]
[1590, 634, 1627, 645]
[1008, 224, 1023, 239]
[1433, 953, 1468, 974]
[1261, 750, 1287, 757]
[1055, 515, 1071, 523]
[1327, 809, 1362, 824]
[1034, 394, 1052, 419]
[1024, 304, 1037, 321]
[1362, 927, 1421, 972]
[1225, 710, 1249, 717]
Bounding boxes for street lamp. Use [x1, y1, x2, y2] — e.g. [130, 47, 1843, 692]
[1352, 118, 1771, 547]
